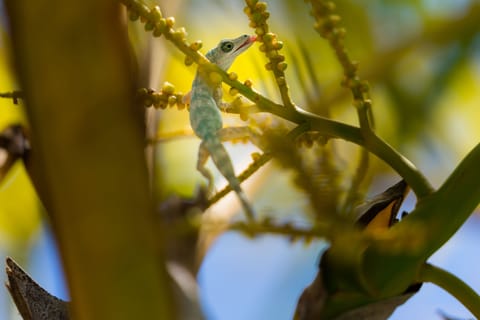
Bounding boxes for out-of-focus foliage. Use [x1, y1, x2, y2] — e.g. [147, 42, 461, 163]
[0, 39, 41, 251]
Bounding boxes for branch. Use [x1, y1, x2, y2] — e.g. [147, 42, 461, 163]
[419, 263, 480, 319]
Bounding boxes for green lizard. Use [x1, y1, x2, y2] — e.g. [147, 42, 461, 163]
[188, 34, 257, 220]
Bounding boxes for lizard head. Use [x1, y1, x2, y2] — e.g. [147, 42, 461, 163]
[206, 34, 257, 70]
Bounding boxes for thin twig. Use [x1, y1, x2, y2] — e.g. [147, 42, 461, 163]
[0, 91, 23, 104]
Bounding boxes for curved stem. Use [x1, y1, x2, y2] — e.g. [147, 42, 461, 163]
[419, 263, 480, 318]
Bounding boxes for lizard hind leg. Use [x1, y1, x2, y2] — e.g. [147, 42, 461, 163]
[203, 136, 255, 221]
[235, 188, 255, 221]
[197, 141, 215, 196]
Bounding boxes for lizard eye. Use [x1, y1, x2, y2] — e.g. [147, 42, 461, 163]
[220, 41, 234, 53]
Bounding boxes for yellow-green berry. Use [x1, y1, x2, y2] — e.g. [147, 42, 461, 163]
[184, 56, 194, 66]
[240, 112, 249, 121]
[255, 2, 267, 11]
[273, 41, 283, 50]
[153, 19, 166, 36]
[153, 24, 164, 37]
[144, 21, 155, 31]
[255, 27, 265, 36]
[277, 62, 287, 71]
[267, 50, 278, 59]
[128, 11, 139, 21]
[325, 1, 336, 11]
[150, 6, 162, 21]
[228, 72, 238, 81]
[190, 40, 203, 51]
[251, 152, 261, 161]
[165, 17, 175, 28]
[172, 27, 187, 40]
[151, 93, 161, 106]
[162, 82, 175, 95]
[168, 95, 177, 106]
[263, 32, 275, 43]
[209, 72, 222, 85]
[137, 87, 149, 97]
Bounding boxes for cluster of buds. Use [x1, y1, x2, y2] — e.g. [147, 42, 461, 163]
[244, 0, 293, 108]
[260, 33, 286, 73]
[244, 0, 269, 37]
[123, 1, 186, 41]
[184, 40, 203, 66]
[137, 83, 186, 110]
[244, 1, 287, 78]
[307, 0, 369, 101]
[309, 1, 344, 41]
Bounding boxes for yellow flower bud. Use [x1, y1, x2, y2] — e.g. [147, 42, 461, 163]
[162, 82, 175, 95]
[209, 72, 223, 85]
[165, 17, 175, 28]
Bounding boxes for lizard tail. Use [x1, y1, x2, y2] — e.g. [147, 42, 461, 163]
[204, 135, 255, 220]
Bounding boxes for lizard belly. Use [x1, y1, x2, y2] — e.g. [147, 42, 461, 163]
[190, 94, 223, 139]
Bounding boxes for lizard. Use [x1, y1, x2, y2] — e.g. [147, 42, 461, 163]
[188, 34, 257, 220]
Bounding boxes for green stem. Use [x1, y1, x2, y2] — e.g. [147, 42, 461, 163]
[419, 263, 480, 318]
[403, 142, 480, 257]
